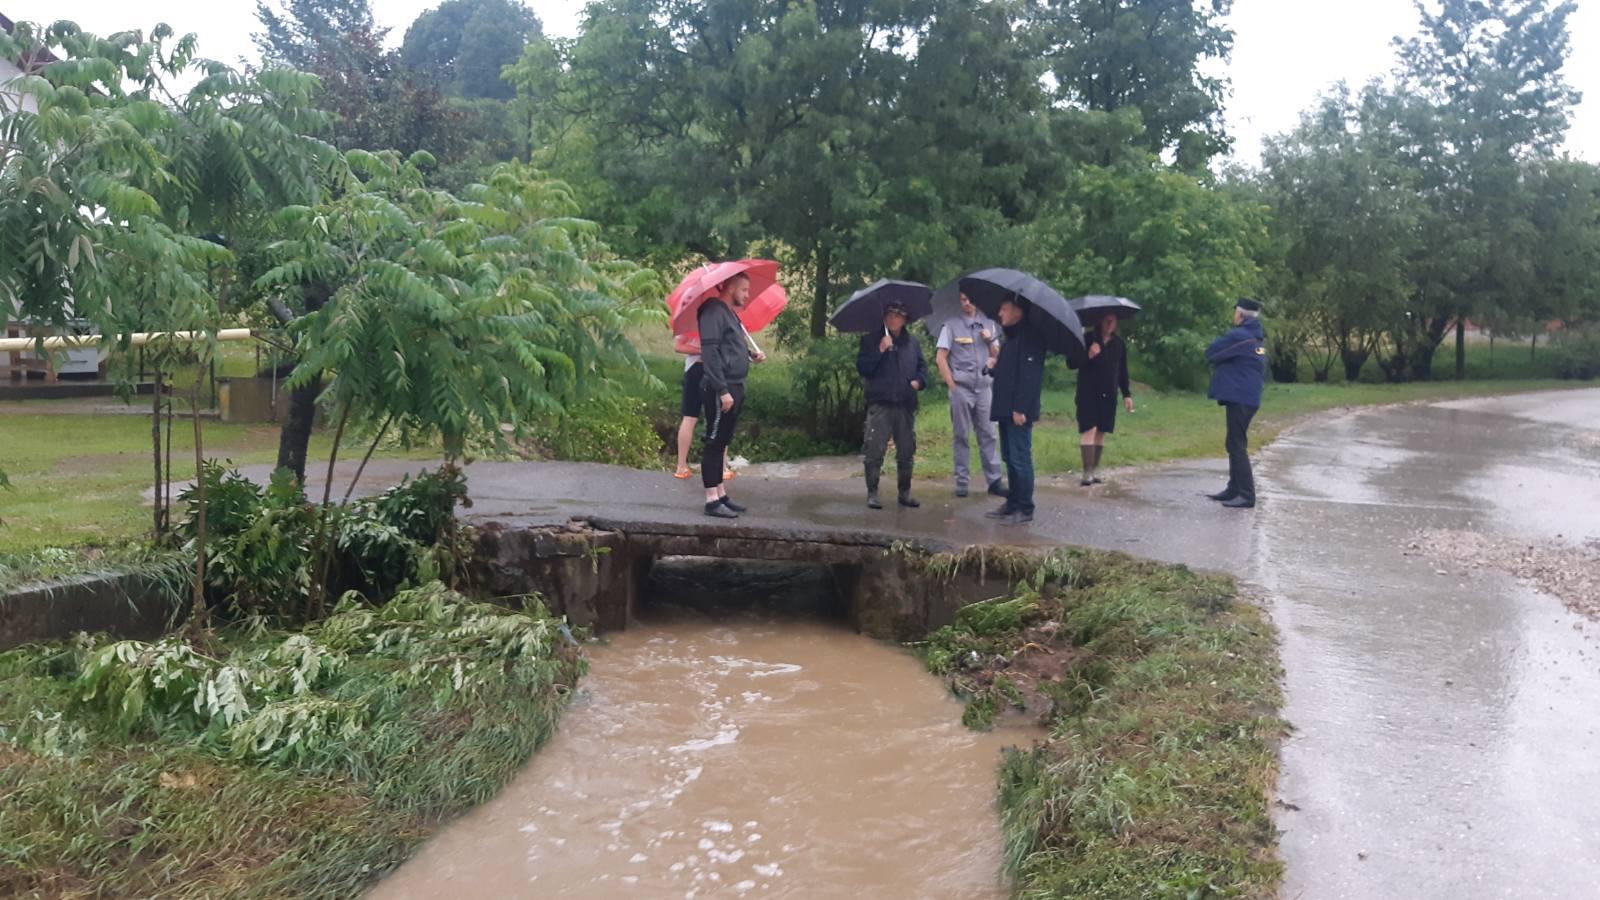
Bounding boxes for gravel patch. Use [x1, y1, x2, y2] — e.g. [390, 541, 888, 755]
[1409, 529, 1600, 621]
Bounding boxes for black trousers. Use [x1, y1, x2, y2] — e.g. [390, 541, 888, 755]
[702, 383, 745, 488]
[863, 402, 916, 493]
[1224, 402, 1258, 502]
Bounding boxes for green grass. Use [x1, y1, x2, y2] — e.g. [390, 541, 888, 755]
[915, 549, 1283, 898]
[0, 583, 585, 898]
[912, 375, 1573, 480]
[0, 405, 433, 555]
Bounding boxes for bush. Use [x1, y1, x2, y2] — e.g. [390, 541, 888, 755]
[1549, 327, 1600, 380]
[175, 465, 469, 621]
[530, 394, 664, 467]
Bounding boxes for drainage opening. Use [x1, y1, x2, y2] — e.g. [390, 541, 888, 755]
[641, 556, 853, 622]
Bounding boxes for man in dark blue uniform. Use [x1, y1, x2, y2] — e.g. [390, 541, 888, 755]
[986, 296, 1047, 526]
[1205, 298, 1267, 509]
[857, 301, 930, 510]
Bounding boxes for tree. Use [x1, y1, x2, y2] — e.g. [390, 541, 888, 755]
[1035, 0, 1234, 169]
[1260, 83, 1422, 381]
[1393, 0, 1579, 379]
[400, 0, 542, 100]
[542, 0, 1050, 336]
[253, 150, 662, 480]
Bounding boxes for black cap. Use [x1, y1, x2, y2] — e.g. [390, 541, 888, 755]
[884, 301, 909, 316]
[1236, 298, 1262, 313]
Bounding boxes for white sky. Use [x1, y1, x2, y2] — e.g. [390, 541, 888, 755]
[7, 0, 1598, 165]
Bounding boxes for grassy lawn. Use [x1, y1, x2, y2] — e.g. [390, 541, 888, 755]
[0, 404, 434, 556]
[915, 548, 1282, 898]
[0, 583, 584, 898]
[911, 375, 1574, 480]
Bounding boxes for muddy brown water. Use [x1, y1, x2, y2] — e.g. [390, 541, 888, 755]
[372, 560, 1030, 899]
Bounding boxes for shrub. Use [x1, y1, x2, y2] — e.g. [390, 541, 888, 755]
[1549, 327, 1600, 380]
[529, 394, 664, 467]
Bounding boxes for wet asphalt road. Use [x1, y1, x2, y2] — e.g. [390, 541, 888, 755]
[230, 389, 1600, 898]
[1257, 389, 1600, 899]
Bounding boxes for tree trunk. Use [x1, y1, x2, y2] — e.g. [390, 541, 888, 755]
[1340, 349, 1369, 383]
[186, 371, 211, 636]
[276, 376, 321, 480]
[810, 243, 832, 338]
[1531, 333, 1538, 361]
[150, 372, 165, 537]
[273, 282, 330, 480]
[1455, 317, 1465, 380]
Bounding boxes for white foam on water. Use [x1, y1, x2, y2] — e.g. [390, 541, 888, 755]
[709, 848, 744, 864]
[670, 726, 739, 753]
[629, 853, 648, 864]
[735, 880, 757, 892]
[698, 838, 715, 850]
[704, 820, 734, 833]
[753, 863, 782, 878]
[746, 834, 761, 844]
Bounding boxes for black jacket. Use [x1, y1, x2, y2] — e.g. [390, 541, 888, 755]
[698, 299, 750, 395]
[991, 324, 1047, 424]
[857, 329, 929, 407]
[1076, 334, 1132, 402]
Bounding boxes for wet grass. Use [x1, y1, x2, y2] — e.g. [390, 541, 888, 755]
[916, 549, 1284, 898]
[0, 586, 585, 898]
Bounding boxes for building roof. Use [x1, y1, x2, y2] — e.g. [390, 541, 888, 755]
[0, 12, 62, 73]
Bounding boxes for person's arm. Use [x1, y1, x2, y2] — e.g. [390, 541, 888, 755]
[936, 348, 954, 388]
[1118, 342, 1132, 397]
[912, 340, 929, 391]
[1205, 327, 1259, 364]
[1014, 333, 1047, 424]
[699, 306, 731, 396]
[857, 332, 888, 378]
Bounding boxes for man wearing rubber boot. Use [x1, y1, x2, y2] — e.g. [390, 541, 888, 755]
[936, 292, 1007, 499]
[857, 301, 929, 510]
[1205, 298, 1267, 509]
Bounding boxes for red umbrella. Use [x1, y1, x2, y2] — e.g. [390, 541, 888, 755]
[667, 259, 784, 337]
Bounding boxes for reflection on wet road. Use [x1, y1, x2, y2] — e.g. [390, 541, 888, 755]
[1257, 389, 1600, 899]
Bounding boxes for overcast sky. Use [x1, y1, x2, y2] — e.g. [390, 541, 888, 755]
[9, 0, 1599, 165]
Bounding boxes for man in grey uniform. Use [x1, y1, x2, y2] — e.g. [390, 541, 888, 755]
[936, 292, 1007, 498]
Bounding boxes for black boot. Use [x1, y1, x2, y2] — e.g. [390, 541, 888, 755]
[1207, 487, 1238, 502]
[866, 464, 882, 509]
[1090, 445, 1105, 484]
[1080, 445, 1094, 486]
[987, 480, 1008, 498]
[720, 496, 747, 513]
[897, 473, 920, 508]
[705, 501, 738, 519]
[1221, 495, 1255, 509]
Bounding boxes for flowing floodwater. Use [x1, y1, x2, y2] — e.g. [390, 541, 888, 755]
[373, 560, 1029, 899]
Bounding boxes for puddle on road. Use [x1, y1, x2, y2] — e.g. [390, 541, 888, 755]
[372, 560, 1029, 899]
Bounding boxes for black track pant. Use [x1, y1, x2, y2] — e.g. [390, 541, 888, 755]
[702, 383, 745, 488]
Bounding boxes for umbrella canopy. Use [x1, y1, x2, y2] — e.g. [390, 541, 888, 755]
[666, 259, 785, 338]
[1069, 294, 1141, 325]
[927, 270, 983, 325]
[954, 268, 1086, 358]
[828, 279, 933, 333]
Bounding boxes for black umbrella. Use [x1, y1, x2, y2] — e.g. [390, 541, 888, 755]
[828, 279, 934, 333]
[953, 268, 1086, 358]
[1069, 295, 1142, 325]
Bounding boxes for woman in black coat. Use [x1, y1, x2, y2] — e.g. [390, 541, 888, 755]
[1076, 312, 1134, 486]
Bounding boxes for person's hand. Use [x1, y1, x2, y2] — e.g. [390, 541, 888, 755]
[943, 376, 956, 391]
[879, 334, 894, 352]
[910, 380, 922, 390]
[752, 351, 767, 363]
[980, 328, 993, 342]
[1088, 342, 1101, 359]
[1124, 396, 1135, 413]
[1012, 411, 1026, 426]
[720, 392, 734, 412]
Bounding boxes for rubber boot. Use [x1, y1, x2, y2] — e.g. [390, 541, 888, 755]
[897, 472, 920, 508]
[866, 463, 883, 509]
[1091, 445, 1105, 484]
[1080, 445, 1094, 486]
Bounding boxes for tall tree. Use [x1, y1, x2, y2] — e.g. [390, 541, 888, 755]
[1260, 83, 1422, 381]
[1393, 0, 1579, 379]
[400, 0, 542, 100]
[1035, 0, 1234, 169]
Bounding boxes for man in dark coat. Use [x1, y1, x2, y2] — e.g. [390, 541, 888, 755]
[986, 297, 1047, 526]
[1205, 298, 1267, 508]
[857, 301, 930, 509]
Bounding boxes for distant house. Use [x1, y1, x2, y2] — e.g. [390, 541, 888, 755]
[2, 12, 104, 381]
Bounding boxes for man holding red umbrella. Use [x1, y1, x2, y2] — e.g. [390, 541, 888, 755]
[670, 259, 784, 519]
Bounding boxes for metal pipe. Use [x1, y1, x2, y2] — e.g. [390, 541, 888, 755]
[0, 328, 256, 352]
